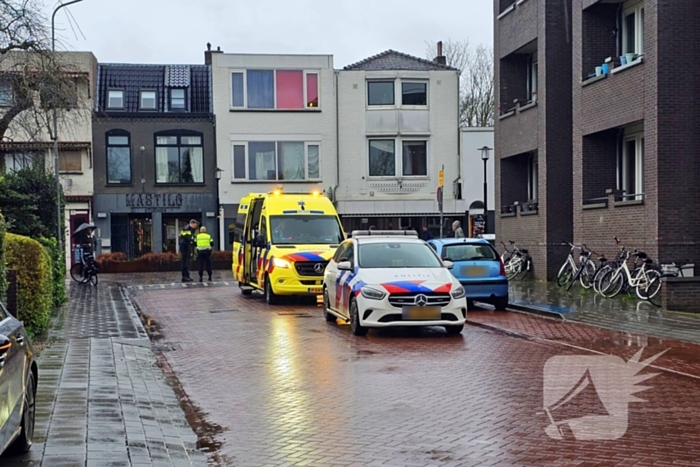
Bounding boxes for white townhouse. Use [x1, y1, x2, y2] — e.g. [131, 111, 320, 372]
[335, 50, 462, 236]
[0, 51, 98, 267]
[208, 47, 337, 248]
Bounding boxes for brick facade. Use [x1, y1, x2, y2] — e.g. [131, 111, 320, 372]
[495, 0, 573, 280]
[497, 0, 700, 279]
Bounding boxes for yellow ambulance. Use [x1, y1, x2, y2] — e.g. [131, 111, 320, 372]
[232, 190, 345, 304]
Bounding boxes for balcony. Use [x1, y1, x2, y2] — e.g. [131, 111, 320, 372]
[497, 0, 538, 58]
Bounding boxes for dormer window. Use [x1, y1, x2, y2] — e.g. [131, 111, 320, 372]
[107, 90, 124, 109]
[140, 90, 157, 110]
[170, 88, 186, 110]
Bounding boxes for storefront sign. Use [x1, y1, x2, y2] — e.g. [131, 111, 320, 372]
[125, 193, 184, 210]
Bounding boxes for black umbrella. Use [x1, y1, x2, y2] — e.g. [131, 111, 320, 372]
[72, 223, 96, 237]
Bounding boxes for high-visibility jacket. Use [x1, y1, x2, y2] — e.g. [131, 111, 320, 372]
[196, 232, 213, 251]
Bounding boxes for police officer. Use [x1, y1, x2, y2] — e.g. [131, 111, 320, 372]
[196, 226, 213, 282]
[179, 219, 199, 282]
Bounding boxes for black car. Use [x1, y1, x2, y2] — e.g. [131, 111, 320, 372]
[0, 301, 37, 455]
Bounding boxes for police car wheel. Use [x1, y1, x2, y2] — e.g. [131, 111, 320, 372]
[349, 298, 368, 336]
[264, 276, 280, 305]
[322, 288, 336, 322]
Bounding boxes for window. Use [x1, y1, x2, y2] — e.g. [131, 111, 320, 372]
[0, 81, 13, 106]
[333, 242, 349, 263]
[140, 90, 157, 110]
[170, 89, 186, 110]
[106, 132, 132, 184]
[231, 141, 321, 181]
[527, 153, 538, 201]
[402, 82, 427, 106]
[442, 244, 498, 261]
[369, 139, 429, 178]
[526, 53, 538, 102]
[108, 90, 124, 109]
[622, 0, 644, 56]
[368, 81, 395, 106]
[3, 152, 39, 173]
[270, 215, 344, 245]
[155, 133, 204, 184]
[59, 150, 82, 173]
[231, 70, 320, 110]
[358, 242, 443, 268]
[402, 141, 427, 176]
[618, 132, 644, 199]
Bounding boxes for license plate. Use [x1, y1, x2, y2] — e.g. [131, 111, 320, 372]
[402, 306, 441, 320]
[308, 287, 323, 294]
[461, 266, 487, 277]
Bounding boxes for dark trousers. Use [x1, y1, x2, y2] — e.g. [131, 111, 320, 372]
[181, 248, 191, 278]
[198, 250, 212, 279]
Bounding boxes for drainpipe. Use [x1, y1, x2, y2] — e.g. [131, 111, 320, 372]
[333, 70, 340, 207]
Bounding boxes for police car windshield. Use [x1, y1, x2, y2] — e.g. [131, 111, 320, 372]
[270, 216, 344, 245]
[358, 242, 443, 268]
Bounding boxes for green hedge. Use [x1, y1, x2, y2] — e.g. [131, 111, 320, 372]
[4, 233, 52, 335]
[37, 236, 67, 307]
[0, 212, 6, 302]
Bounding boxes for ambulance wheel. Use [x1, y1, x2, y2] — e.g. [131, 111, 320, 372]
[264, 275, 280, 305]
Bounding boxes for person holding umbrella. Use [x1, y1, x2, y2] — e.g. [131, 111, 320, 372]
[72, 223, 98, 281]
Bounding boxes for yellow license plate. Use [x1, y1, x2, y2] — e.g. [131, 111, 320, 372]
[461, 266, 487, 277]
[402, 306, 441, 320]
[308, 287, 323, 294]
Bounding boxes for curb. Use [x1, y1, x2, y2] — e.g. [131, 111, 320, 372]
[506, 301, 567, 319]
[464, 319, 534, 340]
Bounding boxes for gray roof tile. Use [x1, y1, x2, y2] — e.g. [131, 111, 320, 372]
[343, 49, 458, 72]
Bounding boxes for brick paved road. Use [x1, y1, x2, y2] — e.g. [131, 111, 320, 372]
[133, 285, 700, 467]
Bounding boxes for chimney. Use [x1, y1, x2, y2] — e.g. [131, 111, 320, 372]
[204, 43, 224, 65]
[434, 41, 447, 66]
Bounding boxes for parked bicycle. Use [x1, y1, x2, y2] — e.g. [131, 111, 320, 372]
[644, 261, 691, 307]
[555, 242, 596, 291]
[502, 241, 532, 280]
[598, 248, 660, 299]
[70, 247, 99, 286]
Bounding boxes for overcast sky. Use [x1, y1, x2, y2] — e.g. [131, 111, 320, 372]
[44, 0, 493, 67]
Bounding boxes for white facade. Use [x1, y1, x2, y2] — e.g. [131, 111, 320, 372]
[210, 53, 338, 214]
[335, 67, 462, 218]
[0, 51, 97, 267]
[460, 128, 495, 212]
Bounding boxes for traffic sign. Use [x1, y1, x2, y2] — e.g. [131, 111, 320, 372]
[438, 169, 444, 188]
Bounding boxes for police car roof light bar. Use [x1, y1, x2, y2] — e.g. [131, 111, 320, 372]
[351, 230, 418, 237]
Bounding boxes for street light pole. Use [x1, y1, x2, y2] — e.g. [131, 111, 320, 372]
[480, 146, 492, 237]
[51, 0, 84, 254]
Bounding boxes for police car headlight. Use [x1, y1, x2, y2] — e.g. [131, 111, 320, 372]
[451, 286, 466, 299]
[361, 287, 386, 300]
[272, 258, 291, 269]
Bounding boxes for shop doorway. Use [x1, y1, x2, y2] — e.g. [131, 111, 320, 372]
[111, 214, 153, 258]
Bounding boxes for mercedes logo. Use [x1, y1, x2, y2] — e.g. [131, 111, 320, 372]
[415, 294, 428, 307]
[314, 263, 325, 274]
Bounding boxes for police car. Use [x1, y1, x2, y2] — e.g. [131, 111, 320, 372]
[322, 230, 468, 336]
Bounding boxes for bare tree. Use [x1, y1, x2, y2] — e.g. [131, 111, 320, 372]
[426, 39, 495, 127]
[0, 0, 81, 142]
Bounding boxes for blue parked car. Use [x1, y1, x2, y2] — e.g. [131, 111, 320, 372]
[427, 238, 509, 310]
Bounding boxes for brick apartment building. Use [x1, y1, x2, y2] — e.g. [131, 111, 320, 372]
[494, 0, 573, 280]
[495, 0, 700, 280]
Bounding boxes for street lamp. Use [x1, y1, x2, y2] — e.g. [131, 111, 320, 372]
[215, 167, 223, 249]
[479, 146, 492, 237]
[51, 0, 84, 254]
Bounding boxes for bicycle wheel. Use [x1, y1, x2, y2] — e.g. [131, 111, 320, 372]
[506, 259, 521, 280]
[645, 275, 664, 307]
[70, 263, 84, 283]
[516, 259, 530, 280]
[89, 272, 98, 286]
[635, 269, 661, 300]
[556, 261, 574, 288]
[579, 261, 597, 289]
[600, 269, 624, 298]
[593, 265, 612, 294]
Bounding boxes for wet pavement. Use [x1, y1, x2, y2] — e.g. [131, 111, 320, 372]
[1, 276, 210, 467]
[508, 280, 700, 345]
[131, 279, 700, 467]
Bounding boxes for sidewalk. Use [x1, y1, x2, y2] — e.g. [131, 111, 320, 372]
[1, 277, 210, 467]
[507, 280, 700, 344]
